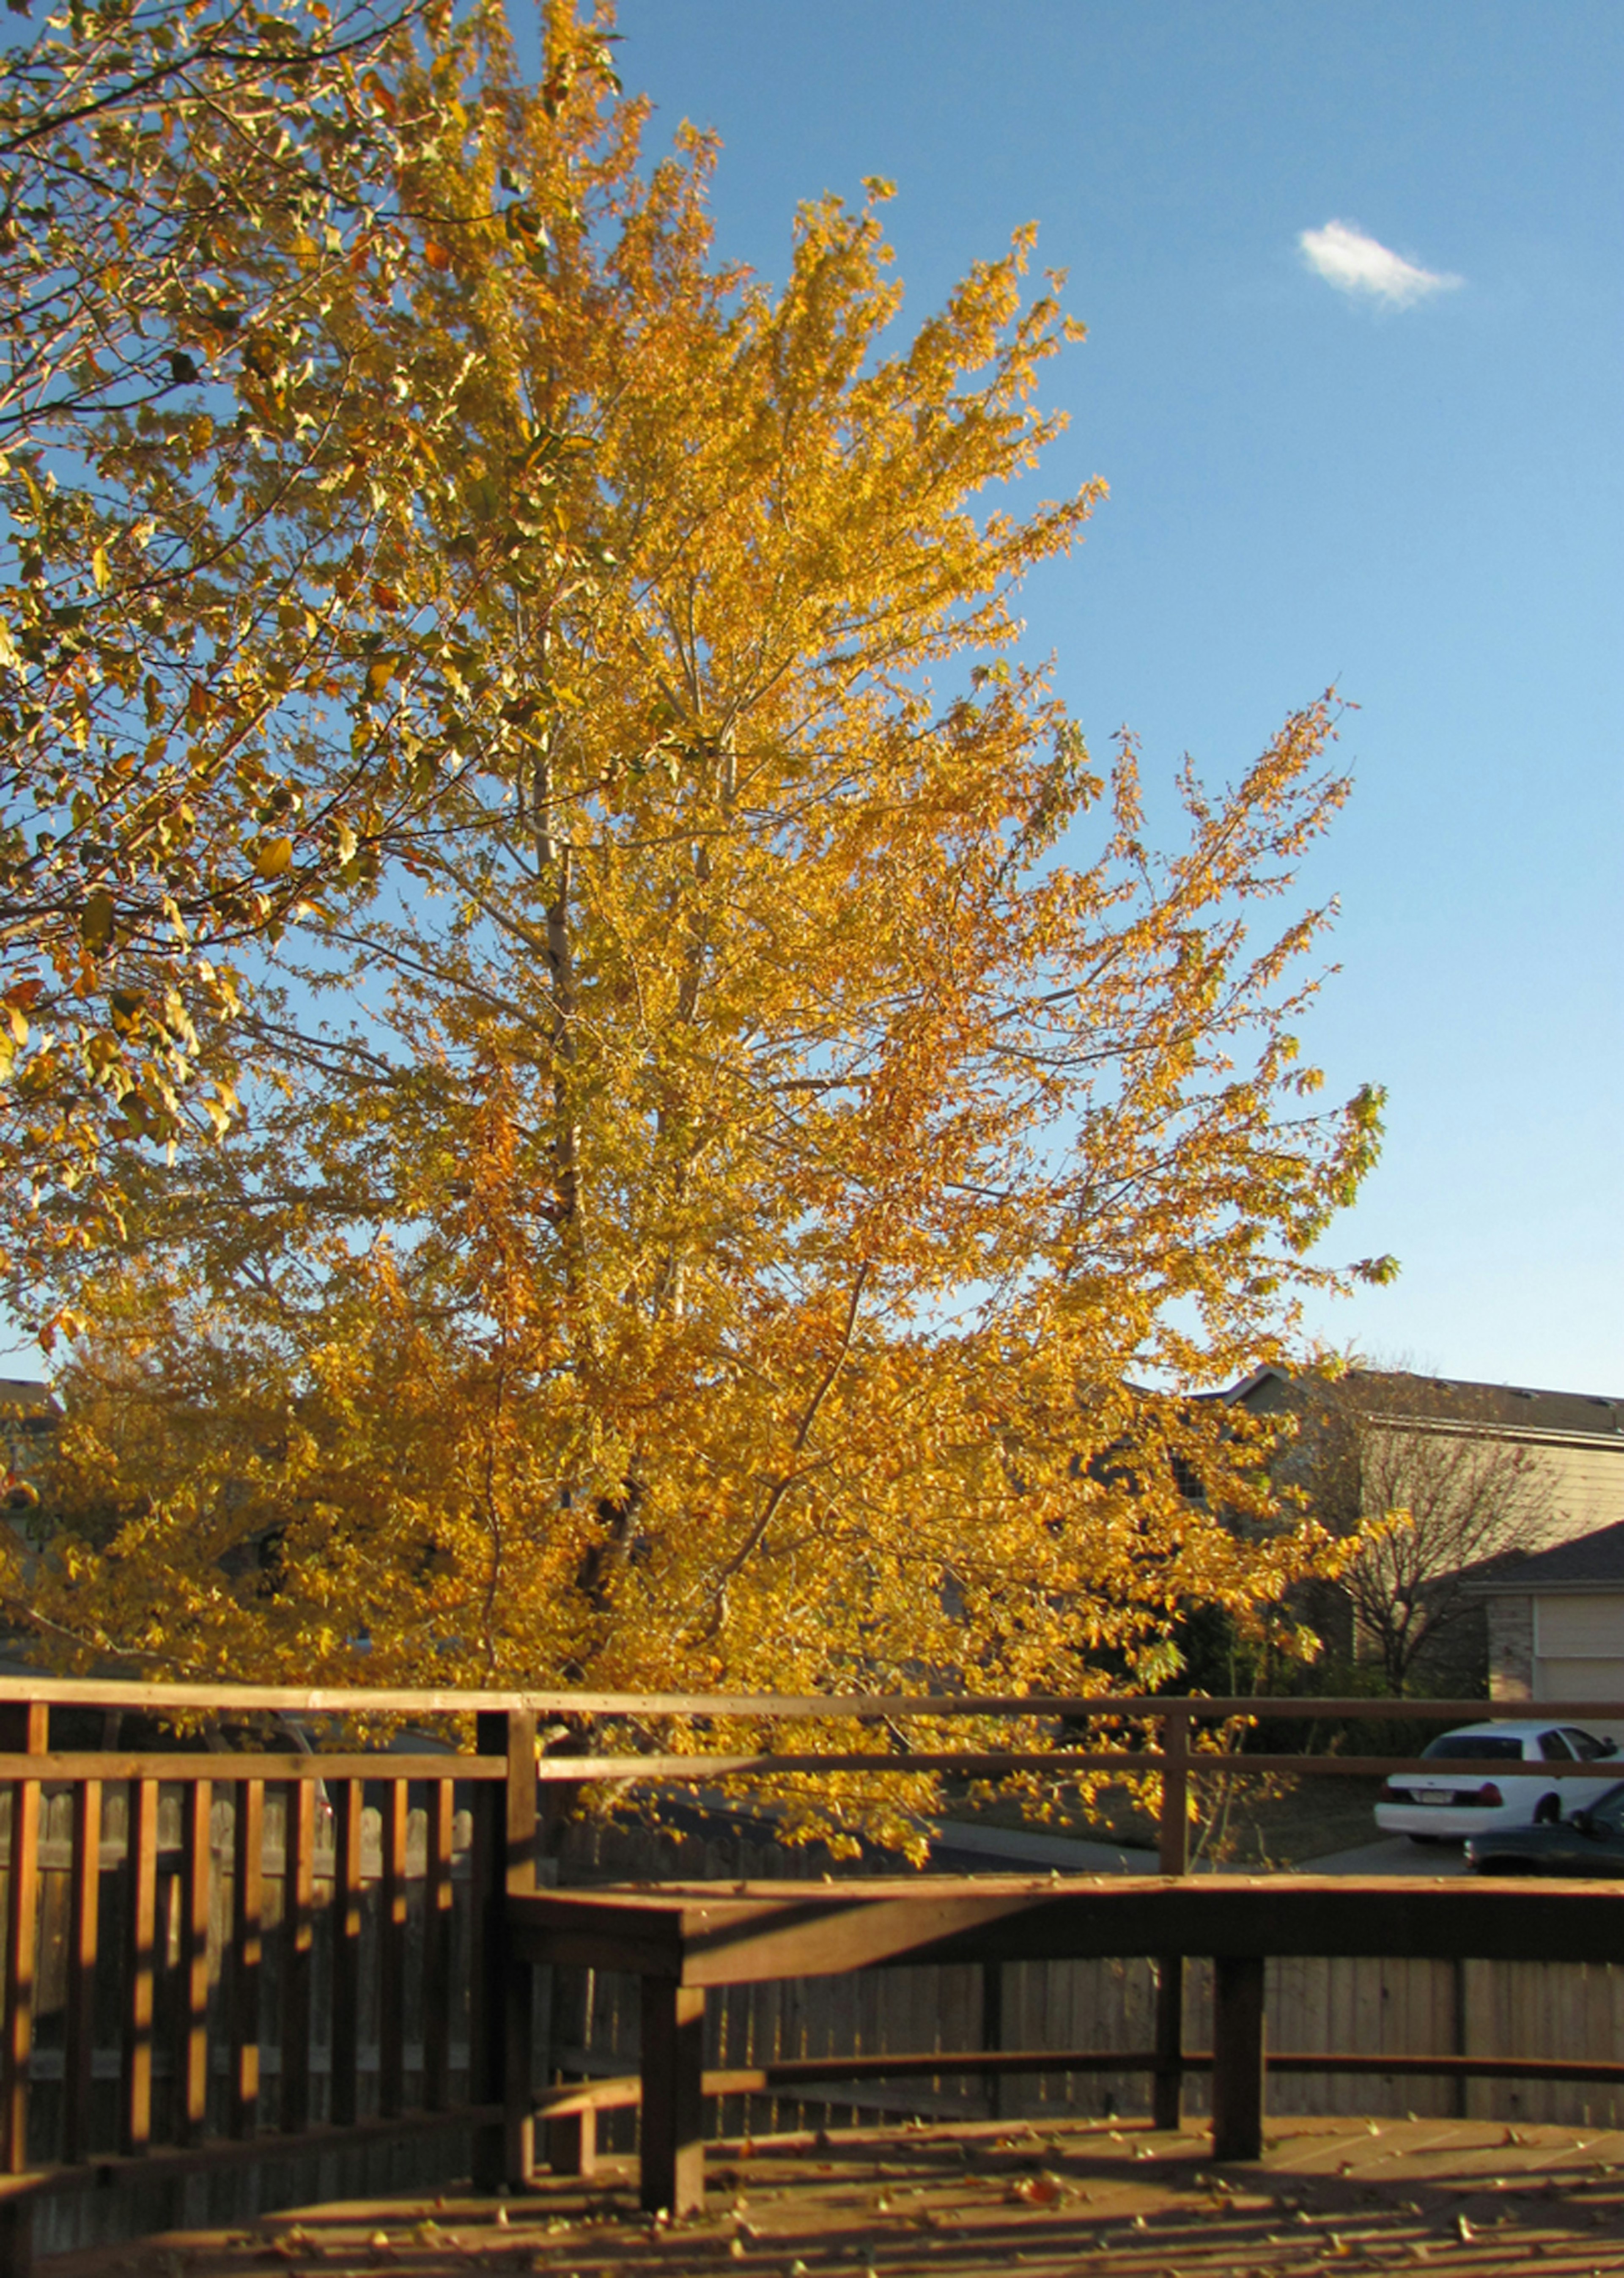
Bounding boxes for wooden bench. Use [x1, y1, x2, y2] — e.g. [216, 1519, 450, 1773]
[510, 1871, 1624, 2212]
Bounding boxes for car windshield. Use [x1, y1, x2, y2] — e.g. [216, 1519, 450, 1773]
[1564, 1728, 1612, 1760]
[1421, 1734, 1525, 1761]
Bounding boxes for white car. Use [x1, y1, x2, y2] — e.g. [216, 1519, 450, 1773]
[1374, 1719, 1620, 1844]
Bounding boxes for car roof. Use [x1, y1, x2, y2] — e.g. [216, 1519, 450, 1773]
[1436, 1719, 1601, 1738]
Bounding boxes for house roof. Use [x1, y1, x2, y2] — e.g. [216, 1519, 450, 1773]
[0, 1380, 57, 1437]
[1226, 1366, 1624, 1444]
[1472, 1520, 1624, 1595]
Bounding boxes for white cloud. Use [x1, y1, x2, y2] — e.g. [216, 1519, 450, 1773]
[1298, 220, 1462, 308]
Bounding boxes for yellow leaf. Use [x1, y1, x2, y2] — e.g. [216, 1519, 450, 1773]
[254, 836, 294, 880]
[80, 891, 116, 952]
[91, 544, 110, 593]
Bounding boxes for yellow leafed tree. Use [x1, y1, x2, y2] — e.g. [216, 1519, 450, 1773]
[12, 7, 1391, 1759]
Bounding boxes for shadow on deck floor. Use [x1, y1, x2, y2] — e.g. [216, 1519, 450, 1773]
[41, 2115, 1624, 2278]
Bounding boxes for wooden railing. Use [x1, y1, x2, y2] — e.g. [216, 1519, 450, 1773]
[0, 1677, 1618, 2262]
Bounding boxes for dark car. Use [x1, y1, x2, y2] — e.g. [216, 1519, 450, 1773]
[1465, 1779, 1624, 1875]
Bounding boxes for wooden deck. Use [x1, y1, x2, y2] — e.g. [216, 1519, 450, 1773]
[5, 1677, 1624, 2265]
[34, 2115, 1624, 2277]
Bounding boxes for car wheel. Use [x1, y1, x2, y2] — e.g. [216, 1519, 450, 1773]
[1533, 1793, 1561, 1825]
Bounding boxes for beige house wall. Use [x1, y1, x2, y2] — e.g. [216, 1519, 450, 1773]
[1487, 1591, 1624, 1738]
[1533, 1439, 1624, 1541]
[1363, 1421, 1624, 1545]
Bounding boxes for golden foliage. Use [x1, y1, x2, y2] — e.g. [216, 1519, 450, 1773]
[8, 8, 1388, 1767]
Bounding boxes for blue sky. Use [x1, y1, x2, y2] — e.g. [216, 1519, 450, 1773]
[610, 0, 1623, 1395]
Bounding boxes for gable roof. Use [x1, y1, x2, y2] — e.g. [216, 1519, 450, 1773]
[0, 1380, 53, 1411]
[1472, 1519, 1624, 1595]
[1226, 1366, 1624, 1445]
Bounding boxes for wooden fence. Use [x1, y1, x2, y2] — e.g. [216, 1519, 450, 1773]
[0, 1677, 1621, 2262]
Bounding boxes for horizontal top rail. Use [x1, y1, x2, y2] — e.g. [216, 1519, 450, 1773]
[0, 1750, 505, 1782]
[1, 1676, 1621, 1722]
[532, 1749, 1624, 1784]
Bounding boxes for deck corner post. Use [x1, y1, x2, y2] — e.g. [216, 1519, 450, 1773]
[472, 1707, 538, 2190]
[0, 2190, 33, 2278]
[639, 1977, 705, 2216]
[1210, 1952, 1266, 2163]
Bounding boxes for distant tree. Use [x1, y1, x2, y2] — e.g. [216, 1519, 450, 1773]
[1287, 1370, 1556, 1693]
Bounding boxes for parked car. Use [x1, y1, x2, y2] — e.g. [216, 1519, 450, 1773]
[1466, 1781, 1624, 1875]
[1373, 1719, 1619, 1844]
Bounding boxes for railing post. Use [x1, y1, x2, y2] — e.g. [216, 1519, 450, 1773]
[1156, 1705, 1191, 1876]
[1153, 1705, 1190, 2131]
[472, 1708, 537, 2189]
[0, 1700, 44, 2180]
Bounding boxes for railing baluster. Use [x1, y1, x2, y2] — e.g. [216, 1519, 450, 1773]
[121, 1779, 159, 2154]
[178, 1780, 212, 2145]
[63, 1776, 102, 2164]
[379, 1779, 408, 2118]
[0, 1700, 45, 2175]
[280, 1780, 315, 2134]
[230, 1779, 264, 2138]
[422, 1779, 455, 2112]
[329, 1781, 363, 2127]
